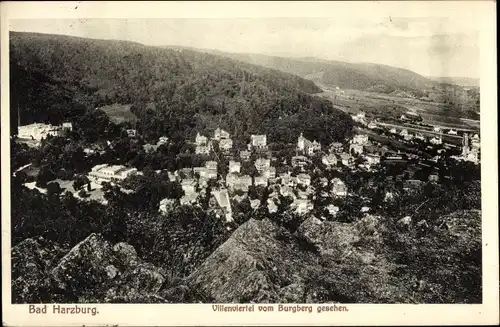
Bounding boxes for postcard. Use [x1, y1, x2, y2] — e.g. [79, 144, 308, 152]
[1, 1, 498, 326]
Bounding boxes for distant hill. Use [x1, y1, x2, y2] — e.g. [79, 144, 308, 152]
[171, 48, 440, 96]
[427, 76, 480, 88]
[171, 47, 479, 117]
[10, 32, 353, 144]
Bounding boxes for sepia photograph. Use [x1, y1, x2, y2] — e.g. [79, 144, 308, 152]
[1, 1, 498, 326]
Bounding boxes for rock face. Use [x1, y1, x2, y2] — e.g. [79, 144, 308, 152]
[296, 215, 410, 303]
[186, 215, 416, 303]
[12, 234, 166, 303]
[188, 211, 480, 304]
[12, 210, 481, 304]
[187, 219, 318, 303]
[11, 237, 66, 303]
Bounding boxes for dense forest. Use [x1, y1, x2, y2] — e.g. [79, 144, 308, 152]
[198, 50, 438, 93]
[10, 32, 352, 144]
[199, 50, 480, 116]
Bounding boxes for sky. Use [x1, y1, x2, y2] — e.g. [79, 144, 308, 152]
[9, 16, 481, 78]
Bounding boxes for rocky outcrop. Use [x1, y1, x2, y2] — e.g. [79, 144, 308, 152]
[187, 215, 412, 303]
[11, 237, 66, 303]
[296, 215, 410, 303]
[187, 218, 318, 303]
[13, 210, 481, 304]
[51, 234, 166, 303]
[12, 234, 166, 303]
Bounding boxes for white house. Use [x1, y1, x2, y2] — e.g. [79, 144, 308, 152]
[219, 138, 233, 152]
[240, 150, 251, 161]
[291, 155, 308, 168]
[297, 133, 321, 156]
[88, 164, 138, 184]
[267, 199, 278, 214]
[195, 132, 208, 145]
[195, 144, 211, 155]
[263, 166, 276, 179]
[250, 199, 261, 210]
[327, 204, 340, 216]
[181, 178, 197, 194]
[352, 134, 369, 145]
[352, 111, 366, 124]
[213, 188, 233, 222]
[180, 192, 198, 206]
[229, 161, 241, 174]
[254, 175, 268, 187]
[322, 154, 337, 167]
[255, 158, 271, 172]
[349, 143, 364, 155]
[340, 153, 353, 166]
[296, 173, 311, 187]
[62, 122, 73, 132]
[126, 129, 137, 138]
[364, 154, 381, 165]
[18, 123, 61, 141]
[158, 136, 169, 145]
[471, 134, 480, 150]
[250, 134, 267, 148]
[403, 133, 413, 141]
[292, 198, 313, 215]
[205, 161, 218, 172]
[430, 136, 442, 145]
[214, 128, 230, 140]
[447, 129, 458, 135]
[331, 178, 347, 197]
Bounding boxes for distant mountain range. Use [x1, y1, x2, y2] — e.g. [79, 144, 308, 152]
[162, 46, 479, 119]
[165, 46, 480, 96]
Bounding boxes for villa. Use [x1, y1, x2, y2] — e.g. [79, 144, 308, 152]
[250, 134, 267, 149]
[88, 164, 138, 184]
[297, 133, 321, 156]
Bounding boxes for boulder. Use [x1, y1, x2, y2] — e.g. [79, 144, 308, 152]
[11, 237, 66, 303]
[187, 218, 318, 303]
[51, 234, 118, 292]
[49, 233, 165, 303]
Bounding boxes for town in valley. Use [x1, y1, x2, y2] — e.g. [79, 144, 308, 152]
[15, 109, 480, 224]
[9, 21, 482, 305]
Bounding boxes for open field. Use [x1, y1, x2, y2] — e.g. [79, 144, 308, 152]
[317, 87, 479, 131]
[99, 103, 137, 124]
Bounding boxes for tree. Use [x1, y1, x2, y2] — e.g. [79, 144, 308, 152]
[47, 181, 62, 196]
[78, 189, 90, 198]
[73, 174, 90, 191]
[36, 165, 56, 188]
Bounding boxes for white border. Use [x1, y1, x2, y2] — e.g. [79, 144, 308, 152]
[1, 1, 498, 326]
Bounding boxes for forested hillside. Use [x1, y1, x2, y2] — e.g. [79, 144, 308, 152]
[192, 50, 437, 94]
[10, 32, 352, 144]
[191, 49, 480, 117]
